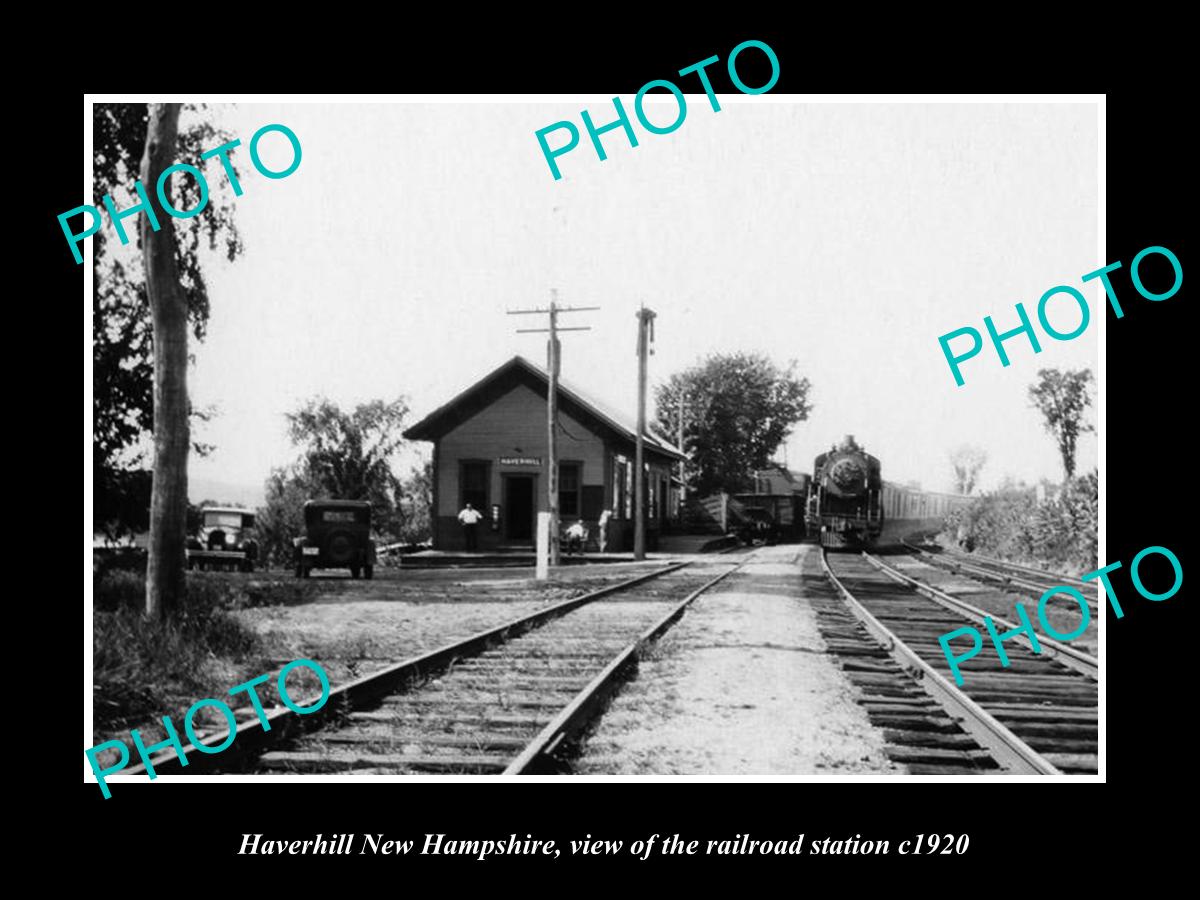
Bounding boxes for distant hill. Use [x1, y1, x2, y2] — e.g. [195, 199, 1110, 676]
[190, 477, 265, 509]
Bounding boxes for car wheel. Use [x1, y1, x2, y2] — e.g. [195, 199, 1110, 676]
[364, 565, 373, 580]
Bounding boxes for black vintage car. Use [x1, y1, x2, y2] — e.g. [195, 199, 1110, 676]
[293, 500, 376, 579]
[738, 507, 779, 546]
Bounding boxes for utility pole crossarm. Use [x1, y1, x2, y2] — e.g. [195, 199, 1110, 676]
[516, 327, 592, 333]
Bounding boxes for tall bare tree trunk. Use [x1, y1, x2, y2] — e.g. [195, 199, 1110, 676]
[142, 103, 188, 619]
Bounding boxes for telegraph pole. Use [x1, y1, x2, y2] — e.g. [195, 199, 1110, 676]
[548, 302, 559, 565]
[508, 291, 598, 570]
[634, 306, 656, 560]
[676, 391, 687, 505]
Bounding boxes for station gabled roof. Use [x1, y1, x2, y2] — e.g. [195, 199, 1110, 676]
[403, 356, 687, 463]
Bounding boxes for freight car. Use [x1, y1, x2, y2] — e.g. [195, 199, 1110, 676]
[730, 493, 807, 544]
[805, 435, 883, 547]
[731, 467, 809, 544]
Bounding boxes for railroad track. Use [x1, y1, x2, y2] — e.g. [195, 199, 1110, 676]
[129, 555, 747, 778]
[820, 550, 1098, 776]
[903, 539, 1097, 614]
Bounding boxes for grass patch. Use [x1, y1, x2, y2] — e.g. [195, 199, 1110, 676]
[92, 572, 274, 740]
[95, 570, 326, 615]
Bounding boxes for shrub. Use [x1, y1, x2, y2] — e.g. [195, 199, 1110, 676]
[942, 470, 1097, 572]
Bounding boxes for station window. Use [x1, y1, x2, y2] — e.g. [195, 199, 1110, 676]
[623, 459, 634, 519]
[612, 455, 621, 516]
[461, 461, 489, 511]
[559, 462, 581, 517]
[613, 454, 632, 519]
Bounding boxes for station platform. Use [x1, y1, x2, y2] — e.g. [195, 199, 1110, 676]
[397, 551, 622, 569]
[394, 533, 738, 568]
[573, 543, 897, 775]
[656, 533, 739, 554]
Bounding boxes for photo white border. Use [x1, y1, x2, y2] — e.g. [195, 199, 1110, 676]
[84, 92, 1107, 792]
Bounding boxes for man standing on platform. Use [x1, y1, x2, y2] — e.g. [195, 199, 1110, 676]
[597, 509, 612, 553]
[458, 502, 484, 551]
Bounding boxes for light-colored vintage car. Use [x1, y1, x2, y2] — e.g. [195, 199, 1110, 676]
[187, 507, 259, 572]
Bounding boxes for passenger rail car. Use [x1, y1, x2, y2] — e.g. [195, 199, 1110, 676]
[881, 484, 968, 522]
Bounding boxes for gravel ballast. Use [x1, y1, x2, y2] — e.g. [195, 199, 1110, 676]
[575, 545, 899, 775]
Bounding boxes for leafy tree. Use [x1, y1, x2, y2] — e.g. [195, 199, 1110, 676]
[949, 445, 988, 494]
[257, 398, 414, 564]
[91, 103, 242, 540]
[1028, 368, 1095, 479]
[286, 398, 410, 502]
[95, 470, 154, 537]
[257, 465, 316, 567]
[655, 352, 813, 496]
[398, 461, 433, 544]
[90, 102, 245, 616]
[942, 470, 1097, 571]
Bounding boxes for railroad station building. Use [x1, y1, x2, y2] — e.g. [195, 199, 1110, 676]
[403, 356, 686, 552]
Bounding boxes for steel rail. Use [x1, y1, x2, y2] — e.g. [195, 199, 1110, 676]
[941, 544, 1084, 586]
[916, 547, 1054, 594]
[125, 562, 690, 777]
[902, 540, 1096, 612]
[865, 551, 1098, 680]
[504, 560, 746, 774]
[821, 550, 1062, 776]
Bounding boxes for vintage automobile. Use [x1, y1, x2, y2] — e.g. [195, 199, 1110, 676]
[294, 499, 376, 579]
[737, 506, 779, 546]
[187, 507, 259, 572]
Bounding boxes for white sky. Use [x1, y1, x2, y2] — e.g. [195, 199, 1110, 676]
[174, 100, 1098, 498]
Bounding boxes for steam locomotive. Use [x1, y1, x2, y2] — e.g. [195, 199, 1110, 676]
[806, 435, 883, 547]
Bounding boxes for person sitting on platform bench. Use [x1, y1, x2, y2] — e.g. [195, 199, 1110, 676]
[564, 519, 587, 556]
[458, 502, 484, 551]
